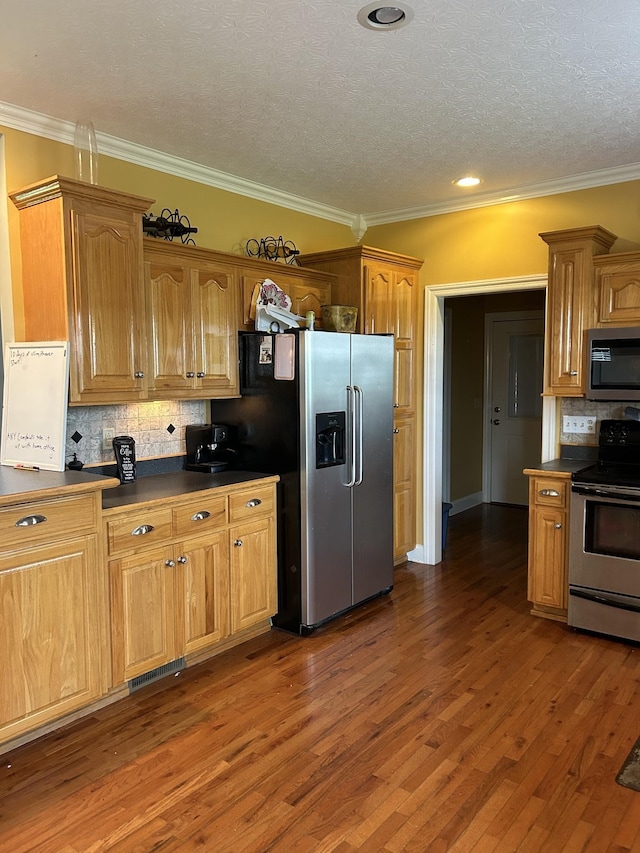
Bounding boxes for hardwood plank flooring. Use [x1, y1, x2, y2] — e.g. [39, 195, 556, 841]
[1, 504, 640, 852]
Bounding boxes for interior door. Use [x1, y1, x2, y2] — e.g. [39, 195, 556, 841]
[488, 315, 544, 505]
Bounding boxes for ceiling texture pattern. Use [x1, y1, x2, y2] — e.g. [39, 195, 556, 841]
[1, 0, 639, 221]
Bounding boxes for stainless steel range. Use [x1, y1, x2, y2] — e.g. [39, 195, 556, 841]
[569, 419, 640, 643]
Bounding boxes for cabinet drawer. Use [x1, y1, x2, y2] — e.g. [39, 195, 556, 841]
[173, 494, 227, 539]
[229, 485, 275, 523]
[532, 478, 567, 508]
[106, 508, 173, 556]
[0, 494, 97, 552]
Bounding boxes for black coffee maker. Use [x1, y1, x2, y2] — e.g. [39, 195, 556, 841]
[185, 424, 237, 473]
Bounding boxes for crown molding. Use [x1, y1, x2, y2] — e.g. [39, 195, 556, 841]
[2, 100, 640, 231]
[364, 163, 640, 226]
[0, 100, 354, 226]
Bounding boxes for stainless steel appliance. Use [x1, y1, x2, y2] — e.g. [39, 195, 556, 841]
[586, 326, 640, 401]
[185, 423, 237, 472]
[569, 419, 640, 642]
[209, 330, 394, 634]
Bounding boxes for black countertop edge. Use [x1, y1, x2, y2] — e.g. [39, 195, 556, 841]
[102, 470, 277, 510]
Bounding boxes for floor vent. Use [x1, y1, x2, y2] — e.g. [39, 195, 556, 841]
[128, 657, 186, 693]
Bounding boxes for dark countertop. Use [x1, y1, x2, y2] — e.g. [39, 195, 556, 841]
[102, 470, 279, 511]
[523, 459, 590, 477]
[0, 466, 119, 507]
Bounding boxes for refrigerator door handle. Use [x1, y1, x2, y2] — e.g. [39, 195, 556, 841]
[345, 385, 357, 487]
[354, 385, 364, 486]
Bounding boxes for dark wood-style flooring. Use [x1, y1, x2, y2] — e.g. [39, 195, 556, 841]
[2, 504, 640, 852]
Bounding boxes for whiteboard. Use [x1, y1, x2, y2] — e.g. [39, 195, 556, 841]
[1, 342, 70, 472]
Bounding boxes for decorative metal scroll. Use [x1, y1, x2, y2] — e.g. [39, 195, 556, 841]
[142, 209, 198, 245]
[246, 235, 300, 265]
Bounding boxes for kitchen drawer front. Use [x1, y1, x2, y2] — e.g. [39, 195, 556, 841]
[172, 494, 228, 539]
[229, 485, 275, 523]
[0, 494, 97, 552]
[532, 478, 567, 508]
[106, 507, 173, 556]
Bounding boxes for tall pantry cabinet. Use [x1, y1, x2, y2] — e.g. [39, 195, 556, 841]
[299, 245, 424, 562]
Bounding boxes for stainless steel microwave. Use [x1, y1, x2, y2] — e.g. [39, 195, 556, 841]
[586, 327, 640, 400]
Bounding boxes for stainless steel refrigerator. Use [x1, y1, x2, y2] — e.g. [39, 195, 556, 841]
[209, 330, 394, 634]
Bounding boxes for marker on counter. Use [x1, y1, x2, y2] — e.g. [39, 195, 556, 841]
[14, 464, 40, 471]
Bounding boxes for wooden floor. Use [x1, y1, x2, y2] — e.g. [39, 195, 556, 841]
[2, 504, 640, 852]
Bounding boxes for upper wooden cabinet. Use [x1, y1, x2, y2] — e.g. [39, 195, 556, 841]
[540, 226, 617, 396]
[299, 245, 423, 561]
[144, 240, 239, 398]
[593, 251, 640, 326]
[10, 176, 153, 405]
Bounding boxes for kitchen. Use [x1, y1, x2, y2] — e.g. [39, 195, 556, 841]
[2, 1, 640, 846]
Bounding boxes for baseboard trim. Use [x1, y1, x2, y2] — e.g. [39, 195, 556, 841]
[451, 492, 484, 516]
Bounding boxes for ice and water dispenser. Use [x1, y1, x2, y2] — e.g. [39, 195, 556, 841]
[315, 412, 346, 468]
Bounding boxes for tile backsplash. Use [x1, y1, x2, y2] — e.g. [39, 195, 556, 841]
[560, 397, 639, 445]
[66, 400, 206, 467]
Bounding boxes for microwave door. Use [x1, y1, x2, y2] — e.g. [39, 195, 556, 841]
[587, 329, 640, 401]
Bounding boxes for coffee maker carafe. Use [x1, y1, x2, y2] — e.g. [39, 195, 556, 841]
[185, 424, 237, 473]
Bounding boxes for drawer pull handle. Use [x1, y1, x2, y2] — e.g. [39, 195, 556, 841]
[191, 510, 211, 522]
[539, 489, 560, 497]
[245, 498, 262, 508]
[131, 524, 155, 536]
[15, 514, 47, 527]
[234, 539, 243, 547]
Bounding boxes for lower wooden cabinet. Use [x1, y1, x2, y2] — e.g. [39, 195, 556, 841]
[0, 491, 108, 744]
[107, 480, 278, 685]
[525, 473, 569, 621]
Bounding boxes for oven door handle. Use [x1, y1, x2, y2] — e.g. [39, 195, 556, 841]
[572, 485, 640, 502]
[570, 588, 640, 614]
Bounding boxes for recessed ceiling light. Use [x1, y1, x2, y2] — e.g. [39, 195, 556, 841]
[453, 176, 482, 188]
[357, 3, 414, 30]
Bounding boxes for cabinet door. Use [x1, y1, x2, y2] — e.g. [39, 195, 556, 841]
[229, 516, 277, 633]
[364, 264, 393, 334]
[72, 209, 147, 402]
[146, 255, 194, 395]
[193, 264, 239, 396]
[110, 546, 177, 684]
[0, 536, 105, 742]
[177, 531, 230, 655]
[595, 258, 640, 325]
[393, 418, 415, 559]
[528, 505, 567, 612]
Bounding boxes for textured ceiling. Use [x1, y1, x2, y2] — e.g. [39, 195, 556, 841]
[1, 0, 639, 216]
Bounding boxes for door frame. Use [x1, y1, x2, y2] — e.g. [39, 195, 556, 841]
[413, 274, 553, 566]
[482, 309, 545, 504]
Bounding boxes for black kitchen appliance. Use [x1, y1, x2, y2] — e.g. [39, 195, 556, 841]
[569, 419, 640, 642]
[185, 423, 237, 473]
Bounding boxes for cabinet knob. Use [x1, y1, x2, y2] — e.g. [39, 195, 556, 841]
[197, 372, 206, 378]
[393, 428, 400, 434]
[165, 559, 176, 567]
[15, 513, 47, 527]
[393, 403, 400, 408]
[191, 510, 211, 522]
[234, 539, 243, 547]
[134, 371, 144, 379]
[186, 372, 195, 378]
[245, 498, 262, 508]
[177, 556, 188, 564]
[131, 523, 154, 536]
[554, 523, 562, 529]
